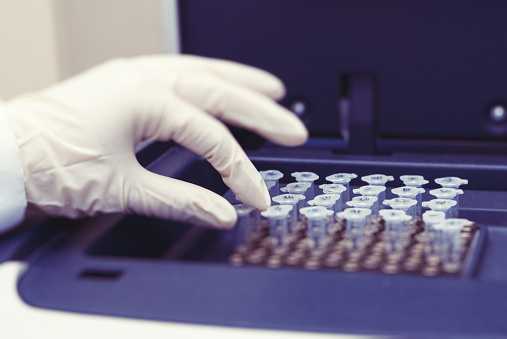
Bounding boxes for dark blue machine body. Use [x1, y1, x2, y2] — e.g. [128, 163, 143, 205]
[179, 0, 507, 147]
[5, 1, 507, 336]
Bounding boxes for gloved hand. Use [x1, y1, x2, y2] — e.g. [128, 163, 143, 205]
[5, 55, 308, 228]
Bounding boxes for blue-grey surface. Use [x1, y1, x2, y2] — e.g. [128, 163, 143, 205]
[477, 227, 507, 282]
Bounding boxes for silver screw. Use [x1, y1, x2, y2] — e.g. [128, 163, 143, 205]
[290, 100, 306, 117]
[490, 105, 506, 123]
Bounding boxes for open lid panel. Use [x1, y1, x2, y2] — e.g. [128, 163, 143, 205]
[179, 0, 507, 154]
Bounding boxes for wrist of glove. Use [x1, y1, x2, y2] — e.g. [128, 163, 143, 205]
[5, 55, 308, 228]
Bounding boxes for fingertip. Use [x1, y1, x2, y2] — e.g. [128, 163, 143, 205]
[191, 194, 238, 230]
[231, 174, 272, 213]
[261, 183, 272, 210]
[265, 77, 286, 100]
[212, 200, 238, 229]
[270, 112, 309, 147]
[127, 171, 239, 230]
[289, 120, 310, 146]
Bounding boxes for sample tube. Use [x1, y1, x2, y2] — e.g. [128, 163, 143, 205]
[434, 218, 470, 273]
[309, 194, 341, 212]
[391, 186, 426, 217]
[429, 188, 464, 218]
[260, 205, 293, 252]
[259, 170, 284, 197]
[292, 172, 319, 200]
[336, 208, 372, 252]
[337, 208, 372, 231]
[422, 210, 446, 258]
[379, 209, 411, 254]
[325, 173, 357, 203]
[361, 174, 394, 186]
[400, 175, 429, 188]
[435, 176, 468, 189]
[272, 194, 306, 233]
[300, 206, 333, 251]
[383, 198, 418, 218]
[422, 210, 446, 234]
[281, 182, 312, 207]
[353, 185, 387, 206]
[346, 196, 379, 216]
[264, 180, 277, 198]
[319, 183, 347, 210]
[233, 204, 258, 252]
[422, 199, 457, 219]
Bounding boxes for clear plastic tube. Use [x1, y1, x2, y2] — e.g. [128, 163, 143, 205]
[336, 208, 372, 252]
[292, 172, 319, 200]
[281, 182, 311, 207]
[391, 186, 425, 217]
[353, 185, 387, 206]
[319, 184, 347, 210]
[272, 194, 305, 233]
[379, 209, 411, 254]
[260, 205, 293, 252]
[422, 199, 457, 218]
[422, 210, 446, 233]
[264, 180, 277, 198]
[434, 218, 470, 273]
[346, 196, 379, 216]
[325, 173, 357, 202]
[429, 188, 464, 218]
[383, 197, 418, 218]
[422, 210, 446, 258]
[300, 206, 333, 251]
[309, 194, 341, 213]
[233, 204, 258, 252]
[259, 170, 284, 197]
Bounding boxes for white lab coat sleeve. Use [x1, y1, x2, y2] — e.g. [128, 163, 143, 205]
[0, 101, 27, 233]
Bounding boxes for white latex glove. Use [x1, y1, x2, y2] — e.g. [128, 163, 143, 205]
[5, 55, 308, 228]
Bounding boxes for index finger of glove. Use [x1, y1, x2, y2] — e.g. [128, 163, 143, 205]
[144, 94, 271, 212]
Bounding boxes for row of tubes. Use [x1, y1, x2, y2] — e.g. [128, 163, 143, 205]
[235, 171, 469, 273]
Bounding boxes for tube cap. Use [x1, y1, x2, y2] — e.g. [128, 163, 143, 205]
[400, 175, 429, 187]
[300, 206, 332, 219]
[429, 188, 464, 199]
[391, 186, 425, 198]
[260, 205, 293, 218]
[353, 185, 386, 196]
[292, 172, 319, 182]
[361, 174, 394, 186]
[379, 209, 411, 221]
[259, 170, 283, 181]
[435, 177, 468, 188]
[422, 210, 446, 224]
[319, 183, 347, 194]
[272, 194, 305, 205]
[308, 194, 341, 208]
[326, 173, 357, 184]
[384, 197, 417, 209]
[422, 199, 457, 211]
[346, 196, 378, 209]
